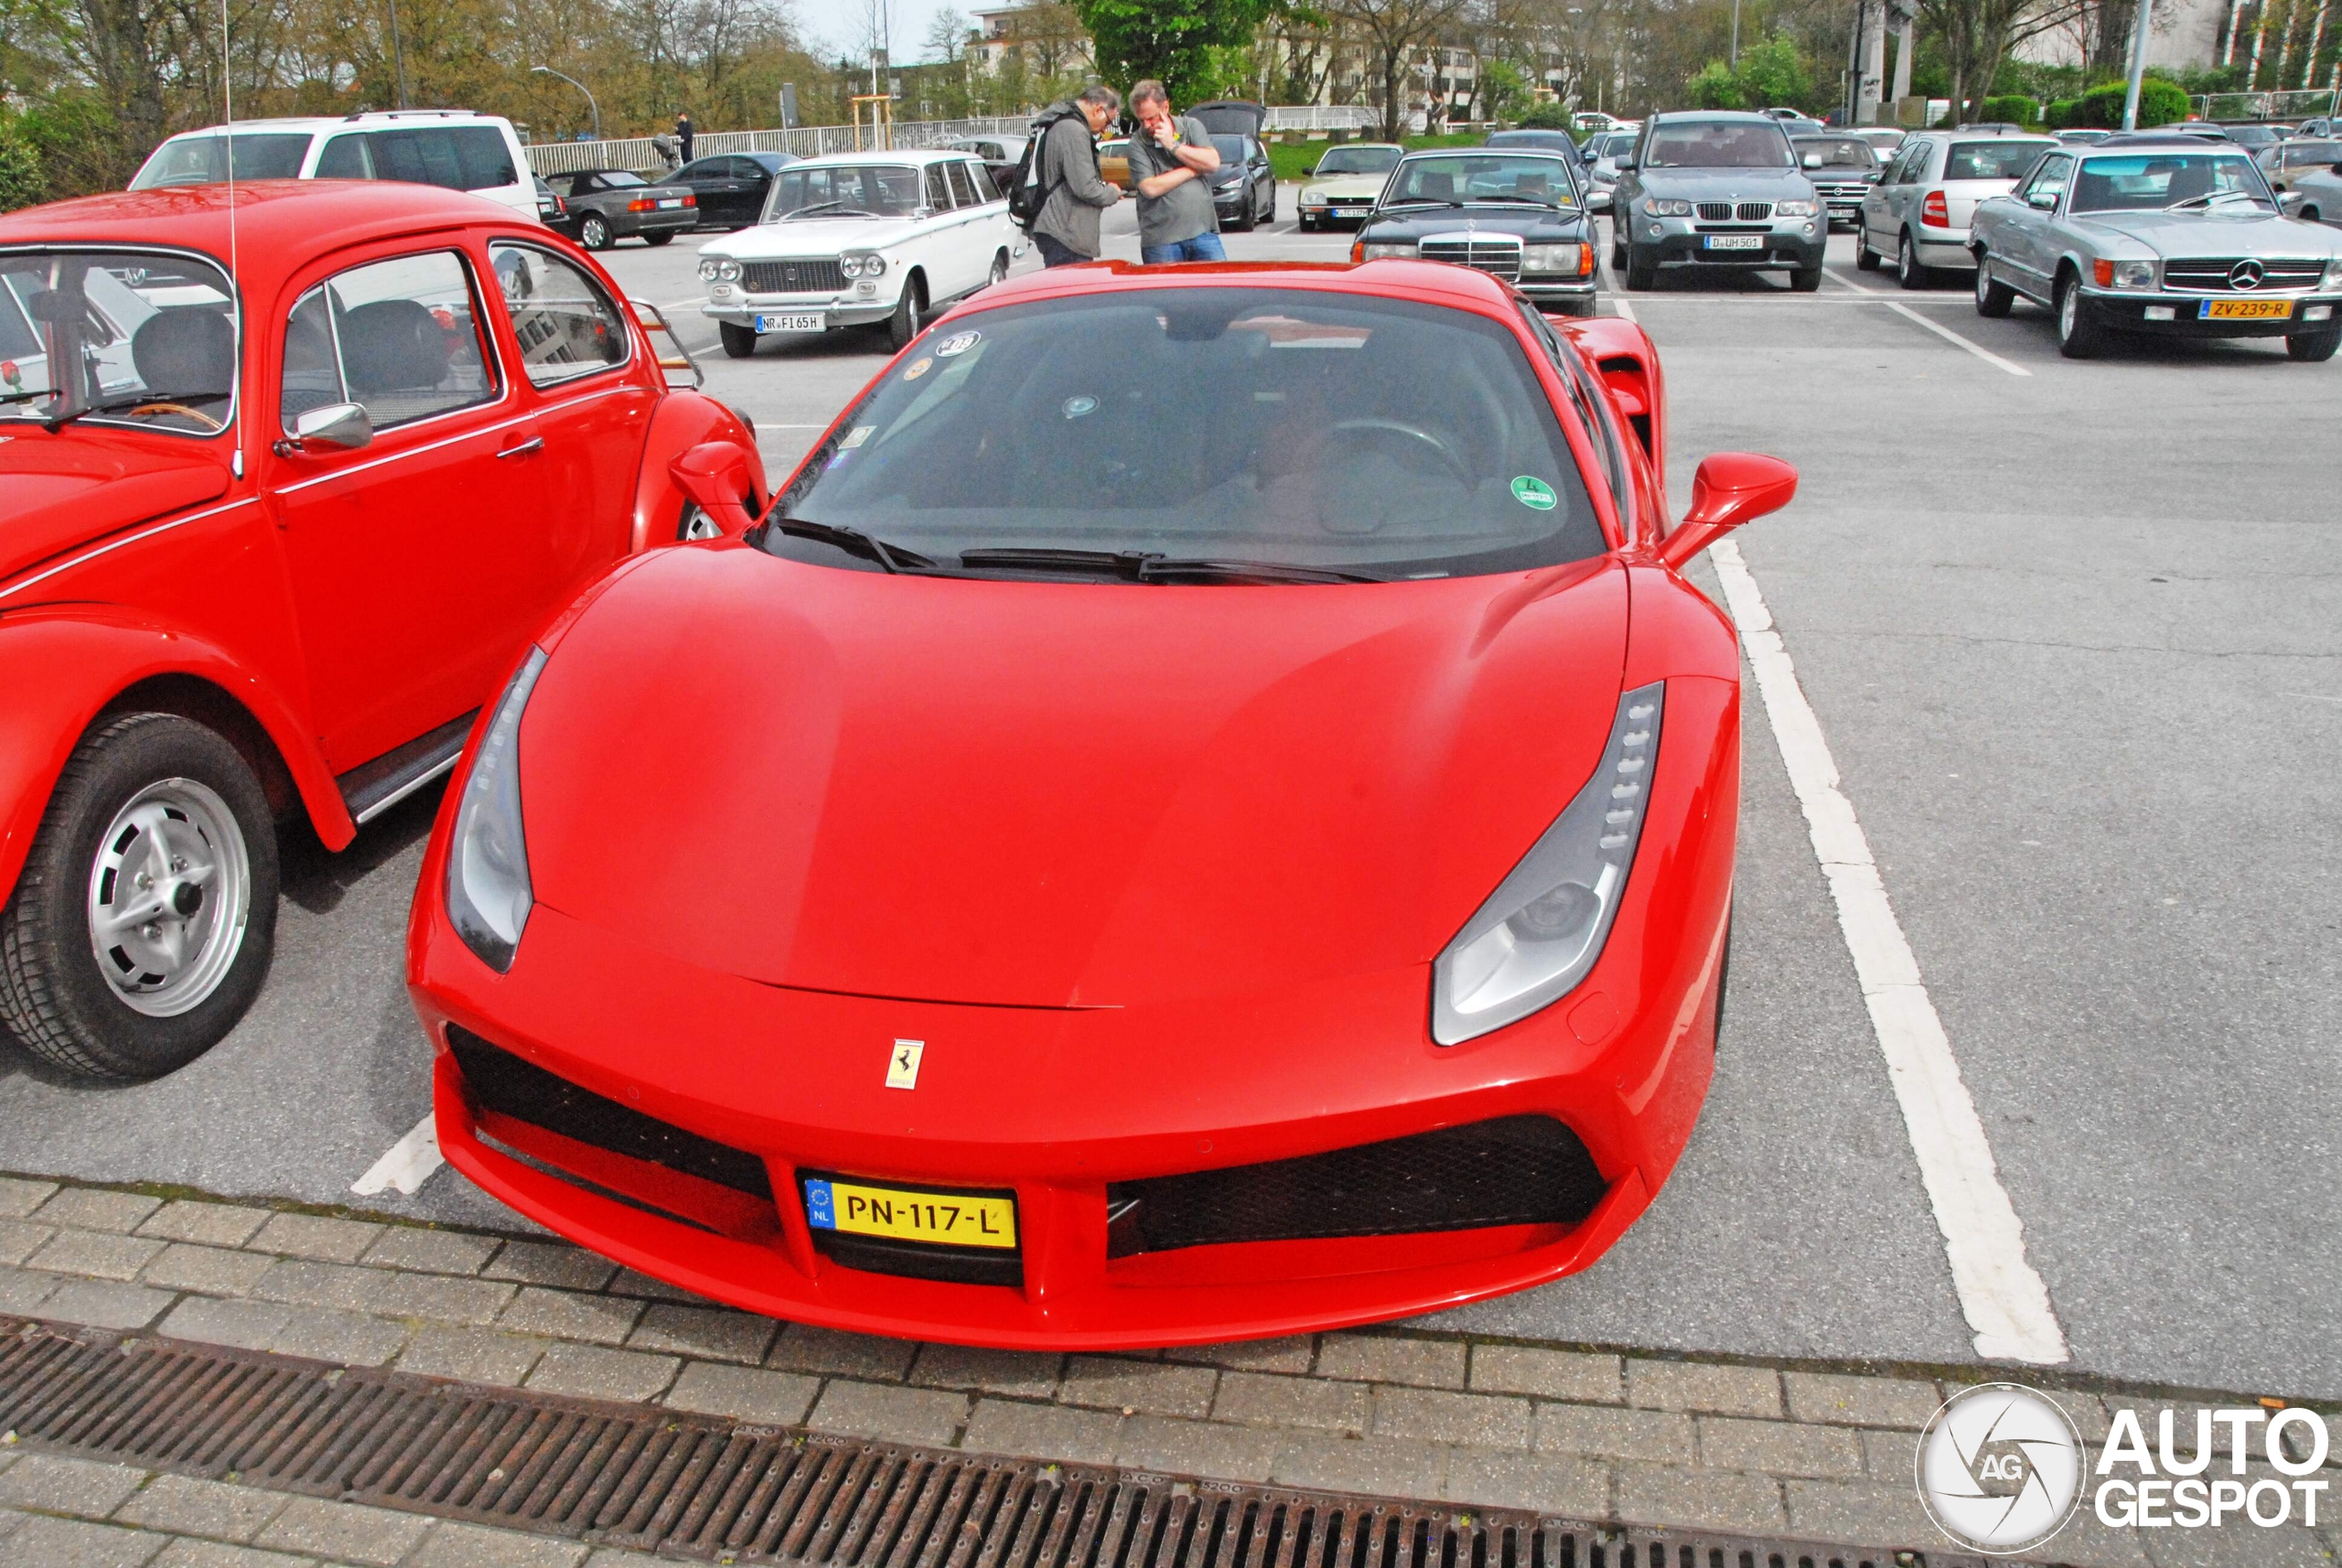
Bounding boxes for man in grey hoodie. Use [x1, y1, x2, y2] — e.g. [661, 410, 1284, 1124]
[1031, 84, 1123, 267]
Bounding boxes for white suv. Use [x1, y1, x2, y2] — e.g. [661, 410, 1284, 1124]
[130, 112, 540, 221]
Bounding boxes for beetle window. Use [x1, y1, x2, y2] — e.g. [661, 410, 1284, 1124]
[280, 250, 497, 432]
[487, 242, 630, 386]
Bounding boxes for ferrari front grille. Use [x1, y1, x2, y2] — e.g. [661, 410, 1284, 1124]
[1418, 235, 1523, 281]
[741, 258, 846, 294]
[1104, 1114, 1606, 1257]
[446, 1026, 773, 1199]
[2160, 256, 2326, 292]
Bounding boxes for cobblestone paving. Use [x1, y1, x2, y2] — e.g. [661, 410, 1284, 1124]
[0, 1175, 2332, 1567]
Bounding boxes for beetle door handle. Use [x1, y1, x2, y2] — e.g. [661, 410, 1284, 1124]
[495, 435, 544, 459]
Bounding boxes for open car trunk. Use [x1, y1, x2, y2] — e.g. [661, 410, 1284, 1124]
[1187, 102, 1268, 139]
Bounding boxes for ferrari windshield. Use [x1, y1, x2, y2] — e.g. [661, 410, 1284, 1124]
[0, 249, 238, 435]
[765, 164, 922, 219]
[1643, 122, 1795, 168]
[1385, 154, 1577, 206]
[2069, 152, 2274, 211]
[1316, 145, 1402, 175]
[761, 287, 1603, 581]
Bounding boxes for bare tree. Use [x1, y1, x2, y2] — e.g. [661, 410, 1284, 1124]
[1327, 0, 1470, 137]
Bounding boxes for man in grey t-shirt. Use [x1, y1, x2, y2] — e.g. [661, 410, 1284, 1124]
[1126, 81, 1224, 263]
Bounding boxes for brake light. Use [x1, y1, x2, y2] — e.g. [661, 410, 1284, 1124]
[1350, 240, 1365, 263]
[2092, 258, 2114, 286]
[682, 193, 695, 206]
[628, 199, 653, 211]
[1921, 190, 1950, 227]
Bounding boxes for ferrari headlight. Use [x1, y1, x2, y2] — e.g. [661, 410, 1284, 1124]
[1649, 199, 1693, 217]
[446, 648, 546, 972]
[2112, 259, 2156, 289]
[1775, 199, 1819, 218]
[1432, 683, 1664, 1045]
[1522, 242, 1587, 275]
[1360, 242, 1414, 260]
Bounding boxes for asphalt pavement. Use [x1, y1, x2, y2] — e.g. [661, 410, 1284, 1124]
[3, 190, 2336, 1402]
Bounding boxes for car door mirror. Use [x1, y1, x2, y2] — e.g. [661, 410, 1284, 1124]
[281, 402, 371, 454]
[1802, 152, 1822, 168]
[2025, 188, 2058, 209]
[669, 440, 762, 535]
[1615, 156, 1637, 171]
[2282, 190, 2308, 216]
[1659, 452, 1798, 570]
[1587, 189, 1612, 213]
[1305, 164, 1317, 176]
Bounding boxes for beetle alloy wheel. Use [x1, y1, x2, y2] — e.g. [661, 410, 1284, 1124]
[83, 778, 251, 1018]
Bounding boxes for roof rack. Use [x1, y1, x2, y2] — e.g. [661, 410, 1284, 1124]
[341, 108, 478, 122]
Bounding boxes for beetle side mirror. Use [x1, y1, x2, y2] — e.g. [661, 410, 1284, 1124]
[277, 402, 371, 456]
[1659, 453, 1798, 570]
[669, 440, 762, 536]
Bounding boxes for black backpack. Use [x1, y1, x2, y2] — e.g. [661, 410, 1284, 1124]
[1004, 104, 1089, 230]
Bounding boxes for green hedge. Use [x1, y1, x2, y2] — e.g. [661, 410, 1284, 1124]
[2047, 78, 2191, 130]
[1979, 94, 2039, 125]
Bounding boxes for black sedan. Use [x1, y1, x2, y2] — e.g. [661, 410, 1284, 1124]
[1190, 101, 1278, 230]
[541, 168, 699, 249]
[669, 151, 799, 229]
[1352, 149, 1598, 315]
[1484, 128, 1588, 179]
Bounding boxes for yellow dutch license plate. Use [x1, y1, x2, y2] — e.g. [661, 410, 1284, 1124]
[801, 1175, 1017, 1250]
[2199, 298, 2292, 320]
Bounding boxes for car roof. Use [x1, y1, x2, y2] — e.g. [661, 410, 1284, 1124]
[0, 181, 532, 296]
[953, 258, 1527, 319]
[159, 111, 510, 135]
[786, 148, 977, 167]
[1422, 145, 1572, 160]
[1323, 142, 1404, 151]
[2090, 133, 2254, 151]
[1649, 110, 1788, 125]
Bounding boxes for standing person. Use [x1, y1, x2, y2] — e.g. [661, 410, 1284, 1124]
[1030, 84, 1123, 267]
[675, 111, 695, 164]
[1125, 81, 1223, 263]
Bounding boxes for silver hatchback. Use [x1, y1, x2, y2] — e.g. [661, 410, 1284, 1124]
[1859, 129, 2055, 286]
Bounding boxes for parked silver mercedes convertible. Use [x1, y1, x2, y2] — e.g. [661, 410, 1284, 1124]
[1970, 133, 2342, 360]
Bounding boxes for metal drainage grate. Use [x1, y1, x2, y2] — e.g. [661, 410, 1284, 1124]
[0, 1316, 1989, 1568]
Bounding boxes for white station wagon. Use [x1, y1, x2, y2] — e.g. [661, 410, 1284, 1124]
[698, 149, 1024, 355]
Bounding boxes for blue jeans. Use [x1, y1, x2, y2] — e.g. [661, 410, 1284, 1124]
[1033, 232, 1090, 268]
[1141, 232, 1228, 264]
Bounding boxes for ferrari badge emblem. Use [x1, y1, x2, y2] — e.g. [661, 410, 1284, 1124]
[886, 1039, 924, 1090]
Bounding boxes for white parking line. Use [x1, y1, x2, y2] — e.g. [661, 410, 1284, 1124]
[351, 1113, 445, 1197]
[1827, 267, 2031, 377]
[1708, 537, 2069, 1367]
[1610, 297, 1638, 324]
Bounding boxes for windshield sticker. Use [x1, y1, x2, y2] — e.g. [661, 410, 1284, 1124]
[840, 424, 875, 449]
[901, 356, 933, 381]
[1062, 394, 1098, 419]
[935, 329, 982, 357]
[825, 449, 854, 470]
[1510, 476, 1558, 511]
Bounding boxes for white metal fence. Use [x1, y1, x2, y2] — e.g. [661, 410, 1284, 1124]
[2187, 89, 2342, 123]
[526, 116, 1034, 175]
[1261, 105, 1380, 133]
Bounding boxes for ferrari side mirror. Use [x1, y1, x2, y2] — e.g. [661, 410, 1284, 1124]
[669, 441, 762, 536]
[1659, 452, 1798, 569]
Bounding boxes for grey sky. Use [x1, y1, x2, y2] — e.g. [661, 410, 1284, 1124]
[796, 0, 963, 67]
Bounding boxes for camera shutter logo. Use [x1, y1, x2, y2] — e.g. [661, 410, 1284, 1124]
[1915, 1382, 2084, 1554]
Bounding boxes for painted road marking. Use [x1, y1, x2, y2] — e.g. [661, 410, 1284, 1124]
[1827, 266, 2032, 377]
[352, 1114, 444, 1197]
[1611, 296, 1638, 324]
[1709, 537, 2069, 1367]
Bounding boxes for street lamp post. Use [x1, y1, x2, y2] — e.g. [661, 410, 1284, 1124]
[531, 65, 602, 142]
[2120, 0, 2156, 130]
[1731, 0, 1742, 66]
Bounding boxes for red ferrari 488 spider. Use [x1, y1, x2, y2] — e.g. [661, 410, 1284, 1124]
[408, 259, 1796, 1348]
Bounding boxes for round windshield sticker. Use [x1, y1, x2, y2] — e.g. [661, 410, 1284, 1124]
[936, 329, 982, 357]
[901, 357, 933, 381]
[1063, 394, 1098, 419]
[1511, 476, 1558, 511]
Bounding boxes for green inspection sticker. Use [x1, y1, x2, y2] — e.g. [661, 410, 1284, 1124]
[1511, 476, 1558, 511]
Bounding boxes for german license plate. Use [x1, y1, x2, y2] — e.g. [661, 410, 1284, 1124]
[802, 1174, 1017, 1250]
[2200, 298, 2291, 320]
[657, 198, 683, 209]
[756, 314, 824, 332]
[1703, 234, 1764, 251]
[1334, 208, 1367, 218]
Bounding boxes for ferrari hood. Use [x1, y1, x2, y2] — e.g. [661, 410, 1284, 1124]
[0, 432, 231, 591]
[519, 546, 1630, 1009]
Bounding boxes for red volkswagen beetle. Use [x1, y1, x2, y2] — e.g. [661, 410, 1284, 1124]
[0, 182, 762, 1080]
[409, 261, 1795, 1347]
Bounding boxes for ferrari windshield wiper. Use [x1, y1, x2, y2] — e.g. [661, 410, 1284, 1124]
[40, 389, 229, 433]
[768, 517, 936, 573]
[957, 547, 1380, 585]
